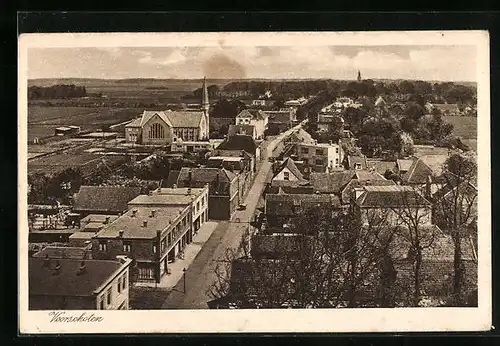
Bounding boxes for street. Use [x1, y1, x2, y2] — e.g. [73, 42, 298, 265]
[161, 122, 303, 309]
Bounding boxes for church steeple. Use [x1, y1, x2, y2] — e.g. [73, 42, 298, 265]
[202, 76, 209, 114]
[357, 70, 362, 82]
[201, 77, 210, 140]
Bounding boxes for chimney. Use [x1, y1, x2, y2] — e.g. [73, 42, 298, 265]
[105, 216, 110, 224]
[76, 261, 86, 275]
[188, 169, 193, 186]
[119, 230, 124, 237]
[142, 220, 148, 228]
[151, 209, 157, 218]
[187, 188, 192, 195]
[215, 171, 220, 188]
[314, 140, 318, 145]
[132, 209, 137, 218]
[425, 175, 432, 199]
[42, 254, 50, 268]
[329, 140, 333, 145]
[53, 260, 61, 276]
[173, 184, 177, 189]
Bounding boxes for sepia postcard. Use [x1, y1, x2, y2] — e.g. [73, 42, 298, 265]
[18, 31, 491, 333]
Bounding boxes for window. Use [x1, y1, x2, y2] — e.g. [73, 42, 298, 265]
[168, 233, 172, 245]
[117, 279, 121, 293]
[161, 238, 166, 252]
[138, 268, 154, 280]
[354, 163, 361, 170]
[315, 159, 323, 166]
[301, 147, 309, 154]
[283, 171, 290, 181]
[197, 201, 200, 212]
[99, 241, 107, 251]
[148, 123, 165, 139]
[153, 244, 157, 254]
[202, 196, 205, 207]
[123, 241, 131, 252]
[100, 299, 104, 310]
[316, 149, 324, 155]
[122, 273, 127, 290]
[107, 288, 112, 305]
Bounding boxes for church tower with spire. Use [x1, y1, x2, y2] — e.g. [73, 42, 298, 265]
[201, 76, 210, 139]
[357, 70, 362, 82]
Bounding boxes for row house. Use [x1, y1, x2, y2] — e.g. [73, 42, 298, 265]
[128, 185, 209, 234]
[92, 206, 192, 283]
[29, 256, 132, 310]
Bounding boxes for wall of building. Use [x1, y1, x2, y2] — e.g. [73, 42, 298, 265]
[360, 206, 432, 227]
[96, 267, 129, 310]
[208, 195, 232, 220]
[29, 295, 95, 310]
[273, 167, 301, 182]
[125, 127, 141, 143]
[142, 118, 174, 145]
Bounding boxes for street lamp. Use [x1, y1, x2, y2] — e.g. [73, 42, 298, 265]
[183, 268, 187, 293]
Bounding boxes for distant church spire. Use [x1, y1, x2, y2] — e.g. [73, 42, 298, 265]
[202, 76, 209, 113]
[201, 77, 210, 140]
[357, 70, 362, 82]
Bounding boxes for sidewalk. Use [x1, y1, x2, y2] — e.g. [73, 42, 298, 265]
[133, 221, 219, 289]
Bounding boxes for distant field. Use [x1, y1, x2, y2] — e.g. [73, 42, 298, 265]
[28, 106, 141, 141]
[443, 115, 477, 150]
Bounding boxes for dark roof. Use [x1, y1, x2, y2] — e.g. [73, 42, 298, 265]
[347, 155, 368, 170]
[266, 194, 341, 216]
[29, 258, 126, 297]
[264, 110, 292, 124]
[267, 184, 315, 194]
[73, 186, 141, 214]
[177, 167, 237, 185]
[163, 170, 181, 188]
[366, 160, 397, 175]
[310, 171, 357, 194]
[166, 110, 204, 128]
[341, 178, 395, 204]
[402, 158, 434, 184]
[228, 124, 256, 137]
[212, 149, 253, 160]
[217, 135, 258, 155]
[356, 185, 430, 208]
[432, 103, 460, 112]
[236, 109, 267, 121]
[273, 158, 305, 181]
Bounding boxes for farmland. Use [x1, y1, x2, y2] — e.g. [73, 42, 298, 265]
[28, 106, 141, 141]
[443, 115, 477, 150]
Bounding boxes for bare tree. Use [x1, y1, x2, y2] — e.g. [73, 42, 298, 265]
[433, 152, 478, 305]
[207, 206, 399, 309]
[390, 185, 439, 306]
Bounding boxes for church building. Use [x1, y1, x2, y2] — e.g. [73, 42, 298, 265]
[125, 78, 210, 145]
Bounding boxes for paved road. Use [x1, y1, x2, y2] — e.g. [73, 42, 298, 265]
[161, 123, 303, 309]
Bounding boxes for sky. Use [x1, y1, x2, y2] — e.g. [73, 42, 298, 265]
[28, 45, 477, 82]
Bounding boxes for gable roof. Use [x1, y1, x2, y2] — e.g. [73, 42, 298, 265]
[397, 158, 415, 172]
[264, 110, 292, 124]
[273, 158, 305, 181]
[310, 171, 357, 194]
[164, 110, 204, 128]
[29, 258, 125, 297]
[341, 178, 396, 204]
[73, 186, 142, 214]
[228, 124, 256, 137]
[402, 158, 434, 184]
[177, 167, 237, 185]
[374, 96, 387, 107]
[356, 185, 430, 208]
[288, 128, 315, 145]
[127, 110, 204, 129]
[236, 109, 267, 120]
[217, 135, 258, 155]
[266, 193, 341, 216]
[348, 155, 368, 170]
[366, 160, 397, 175]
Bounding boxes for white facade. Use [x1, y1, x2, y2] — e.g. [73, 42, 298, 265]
[296, 141, 344, 173]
